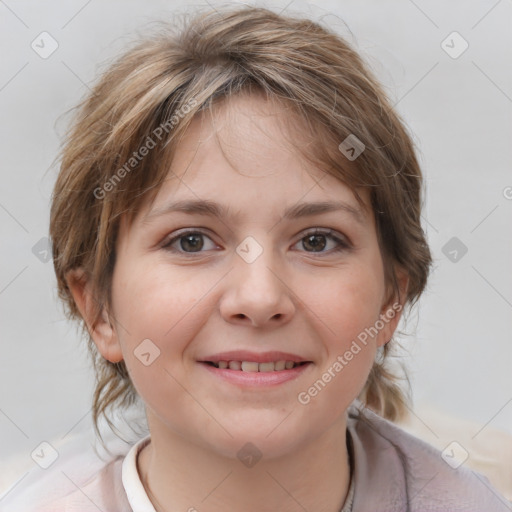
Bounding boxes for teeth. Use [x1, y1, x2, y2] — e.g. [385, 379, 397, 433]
[274, 360, 286, 371]
[213, 360, 302, 371]
[258, 362, 275, 372]
[241, 361, 259, 372]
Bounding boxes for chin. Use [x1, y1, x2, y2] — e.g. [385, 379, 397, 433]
[214, 433, 304, 463]
[200, 416, 314, 462]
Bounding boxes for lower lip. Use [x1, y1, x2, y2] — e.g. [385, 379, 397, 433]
[199, 362, 312, 387]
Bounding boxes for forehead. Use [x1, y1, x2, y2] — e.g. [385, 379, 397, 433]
[141, 93, 371, 224]
[172, 93, 318, 179]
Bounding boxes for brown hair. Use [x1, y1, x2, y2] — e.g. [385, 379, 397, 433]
[50, 5, 432, 445]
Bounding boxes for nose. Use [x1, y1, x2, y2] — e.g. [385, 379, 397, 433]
[219, 248, 296, 329]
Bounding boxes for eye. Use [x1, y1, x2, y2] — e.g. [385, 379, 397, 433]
[162, 230, 219, 254]
[161, 228, 349, 255]
[292, 229, 350, 254]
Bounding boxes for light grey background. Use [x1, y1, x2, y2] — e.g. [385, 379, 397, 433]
[1, 0, 511, 489]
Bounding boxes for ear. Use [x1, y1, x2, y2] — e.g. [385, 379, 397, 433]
[376, 268, 409, 348]
[66, 269, 124, 363]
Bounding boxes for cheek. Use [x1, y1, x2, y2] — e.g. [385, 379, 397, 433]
[306, 260, 385, 341]
[110, 260, 222, 395]
[299, 260, 384, 397]
[112, 260, 212, 340]
[297, 280, 378, 420]
[109, 264, 207, 416]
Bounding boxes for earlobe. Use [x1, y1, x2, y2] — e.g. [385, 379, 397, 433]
[376, 270, 409, 348]
[376, 300, 404, 347]
[66, 269, 124, 363]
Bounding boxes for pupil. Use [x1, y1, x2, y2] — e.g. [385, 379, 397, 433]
[181, 234, 203, 252]
[304, 234, 326, 252]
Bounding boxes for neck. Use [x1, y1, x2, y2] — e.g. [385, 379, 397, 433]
[137, 416, 351, 512]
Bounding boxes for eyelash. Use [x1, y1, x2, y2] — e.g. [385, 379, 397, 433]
[161, 228, 350, 256]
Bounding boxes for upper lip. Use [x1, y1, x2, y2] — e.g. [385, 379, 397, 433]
[199, 351, 310, 363]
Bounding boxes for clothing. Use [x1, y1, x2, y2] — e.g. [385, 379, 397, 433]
[121, 435, 355, 512]
[2, 401, 509, 511]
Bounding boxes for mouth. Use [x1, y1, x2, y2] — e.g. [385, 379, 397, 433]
[202, 360, 309, 371]
[198, 351, 312, 387]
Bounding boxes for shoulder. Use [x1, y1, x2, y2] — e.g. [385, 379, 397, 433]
[38, 457, 130, 512]
[1, 438, 132, 512]
[346, 401, 510, 511]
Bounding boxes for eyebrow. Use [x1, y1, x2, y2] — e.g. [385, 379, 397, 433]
[145, 199, 366, 225]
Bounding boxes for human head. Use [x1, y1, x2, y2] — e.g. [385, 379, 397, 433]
[50, 5, 432, 444]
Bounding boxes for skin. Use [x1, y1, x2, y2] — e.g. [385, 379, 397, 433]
[69, 93, 407, 512]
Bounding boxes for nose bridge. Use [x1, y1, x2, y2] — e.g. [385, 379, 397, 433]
[236, 236, 282, 299]
[238, 245, 279, 294]
[220, 235, 294, 326]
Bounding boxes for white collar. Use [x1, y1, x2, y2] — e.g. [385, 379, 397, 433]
[121, 433, 354, 512]
[121, 435, 155, 512]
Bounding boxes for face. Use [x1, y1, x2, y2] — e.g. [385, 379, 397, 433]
[84, 94, 403, 459]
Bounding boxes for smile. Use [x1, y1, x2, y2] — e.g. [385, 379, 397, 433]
[199, 360, 312, 387]
[205, 360, 307, 371]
